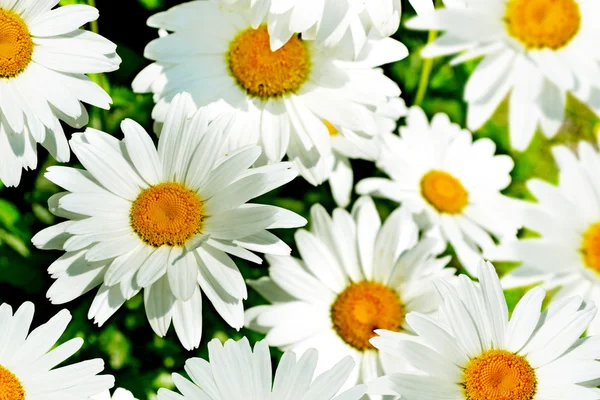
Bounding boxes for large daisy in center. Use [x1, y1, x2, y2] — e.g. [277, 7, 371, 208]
[245, 197, 455, 390]
[32, 93, 306, 351]
[357, 106, 520, 275]
[132, 0, 406, 186]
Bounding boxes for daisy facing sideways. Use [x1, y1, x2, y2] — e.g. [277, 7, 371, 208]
[221, 0, 404, 57]
[0, 0, 120, 187]
[31, 93, 306, 351]
[496, 139, 600, 335]
[157, 337, 367, 400]
[406, 0, 600, 151]
[369, 261, 600, 400]
[245, 197, 455, 390]
[0, 301, 114, 400]
[357, 106, 519, 276]
[132, 0, 406, 187]
[307, 97, 407, 208]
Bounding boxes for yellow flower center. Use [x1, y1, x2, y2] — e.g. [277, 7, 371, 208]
[324, 120, 339, 136]
[581, 222, 600, 274]
[0, 9, 33, 78]
[505, 0, 580, 50]
[228, 25, 310, 99]
[331, 281, 404, 351]
[463, 350, 536, 400]
[420, 170, 468, 214]
[0, 365, 25, 400]
[130, 183, 204, 247]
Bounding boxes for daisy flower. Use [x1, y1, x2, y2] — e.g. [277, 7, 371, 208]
[93, 389, 136, 400]
[157, 337, 367, 400]
[356, 106, 519, 275]
[369, 261, 600, 400]
[245, 197, 455, 390]
[0, 0, 120, 187]
[31, 93, 306, 351]
[132, 0, 406, 187]
[305, 97, 407, 208]
[220, 0, 405, 57]
[0, 301, 114, 400]
[496, 139, 600, 335]
[406, 0, 600, 151]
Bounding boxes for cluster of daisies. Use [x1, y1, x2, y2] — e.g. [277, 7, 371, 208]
[2, 0, 600, 399]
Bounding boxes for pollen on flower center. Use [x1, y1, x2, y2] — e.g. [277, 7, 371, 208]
[0, 9, 33, 78]
[0, 364, 25, 400]
[130, 182, 204, 247]
[331, 281, 404, 351]
[228, 25, 310, 99]
[505, 0, 580, 50]
[581, 222, 600, 274]
[420, 170, 468, 214]
[463, 350, 536, 400]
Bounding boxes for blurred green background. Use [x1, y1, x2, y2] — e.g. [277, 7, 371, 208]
[0, 0, 598, 398]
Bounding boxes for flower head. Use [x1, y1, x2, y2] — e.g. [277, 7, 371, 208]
[32, 93, 306, 350]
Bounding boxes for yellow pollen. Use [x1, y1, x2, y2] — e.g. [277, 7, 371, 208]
[581, 222, 600, 274]
[228, 25, 310, 99]
[0, 9, 33, 78]
[0, 364, 25, 400]
[130, 182, 204, 247]
[420, 170, 468, 214]
[463, 350, 536, 400]
[324, 119, 339, 136]
[331, 281, 404, 351]
[505, 0, 580, 50]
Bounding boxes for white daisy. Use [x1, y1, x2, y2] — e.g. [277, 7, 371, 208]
[303, 97, 407, 208]
[369, 261, 600, 400]
[495, 139, 600, 335]
[356, 106, 519, 275]
[0, 0, 120, 187]
[0, 301, 114, 400]
[220, 0, 405, 57]
[157, 337, 367, 400]
[245, 197, 455, 391]
[31, 93, 306, 351]
[93, 388, 137, 400]
[406, 0, 600, 151]
[131, 0, 406, 188]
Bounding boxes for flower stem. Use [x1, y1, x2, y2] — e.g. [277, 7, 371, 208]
[87, 0, 99, 34]
[413, 0, 441, 107]
[413, 28, 438, 107]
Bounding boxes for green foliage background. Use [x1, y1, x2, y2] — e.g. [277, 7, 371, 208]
[0, 0, 598, 398]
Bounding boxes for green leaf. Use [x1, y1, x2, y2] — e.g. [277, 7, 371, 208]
[0, 199, 20, 229]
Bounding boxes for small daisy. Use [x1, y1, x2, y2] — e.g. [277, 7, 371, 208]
[496, 139, 600, 335]
[0, 301, 114, 400]
[245, 197, 455, 390]
[0, 0, 120, 187]
[132, 0, 406, 187]
[406, 0, 600, 151]
[369, 261, 600, 400]
[32, 93, 306, 351]
[157, 337, 367, 400]
[356, 106, 519, 275]
[302, 97, 407, 208]
[93, 389, 136, 400]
